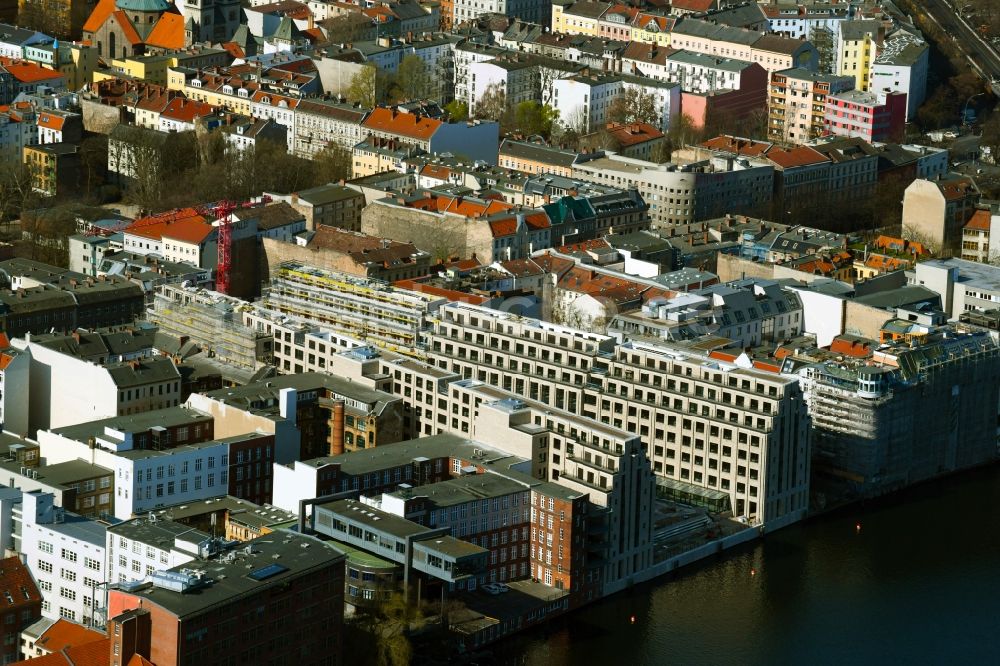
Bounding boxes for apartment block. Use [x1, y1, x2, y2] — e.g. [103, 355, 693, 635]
[869, 29, 928, 121]
[609, 279, 804, 349]
[902, 176, 980, 256]
[824, 90, 906, 143]
[19, 491, 107, 627]
[768, 68, 855, 145]
[835, 19, 880, 91]
[421, 303, 810, 529]
[572, 152, 773, 228]
[960, 210, 996, 264]
[13, 337, 181, 434]
[106, 517, 206, 586]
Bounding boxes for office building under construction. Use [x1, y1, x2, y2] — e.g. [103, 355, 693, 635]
[259, 261, 446, 355]
[147, 283, 273, 370]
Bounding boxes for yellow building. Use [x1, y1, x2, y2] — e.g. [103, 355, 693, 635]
[555, 0, 604, 37]
[166, 66, 254, 115]
[631, 14, 673, 47]
[23, 41, 98, 90]
[107, 54, 175, 87]
[24, 143, 79, 197]
[351, 136, 420, 178]
[837, 20, 880, 91]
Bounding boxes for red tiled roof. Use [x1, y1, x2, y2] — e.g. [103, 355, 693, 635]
[702, 135, 771, 157]
[161, 97, 217, 123]
[37, 113, 66, 131]
[556, 238, 612, 254]
[408, 194, 512, 218]
[112, 11, 143, 45]
[709, 349, 739, 362]
[0, 332, 9, 348]
[420, 164, 452, 180]
[363, 107, 442, 141]
[126, 208, 213, 244]
[394, 279, 489, 305]
[671, 0, 715, 11]
[0, 556, 41, 607]
[35, 619, 105, 654]
[605, 121, 663, 147]
[765, 145, 829, 168]
[964, 209, 991, 232]
[146, 12, 186, 50]
[938, 176, 976, 201]
[829, 336, 873, 358]
[752, 360, 782, 373]
[221, 42, 245, 59]
[443, 257, 483, 271]
[82, 0, 115, 34]
[0, 353, 15, 371]
[0, 57, 63, 83]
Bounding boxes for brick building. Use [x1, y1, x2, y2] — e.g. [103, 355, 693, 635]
[0, 556, 42, 663]
[106, 532, 345, 666]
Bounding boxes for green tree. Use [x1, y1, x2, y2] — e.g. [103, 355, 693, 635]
[312, 144, 353, 184]
[443, 100, 468, 121]
[395, 55, 430, 102]
[474, 82, 507, 122]
[607, 87, 659, 126]
[514, 101, 558, 138]
[347, 65, 377, 108]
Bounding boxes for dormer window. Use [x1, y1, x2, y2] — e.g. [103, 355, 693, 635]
[238, 88, 248, 98]
[222, 85, 233, 94]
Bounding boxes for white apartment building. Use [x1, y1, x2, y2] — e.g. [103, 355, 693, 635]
[452, 0, 549, 27]
[552, 74, 680, 133]
[293, 98, 369, 157]
[20, 492, 107, 626]
[105, 516, 205, 585]
[251, 91, 298, 153]
[869, 30, 929, 122]
[420, 302, 811, 529]
[13, 339, 181, 434]
[38, 420, 286, 520]
[297, 348, 657, 595]
[572, 153, 774, 228]
[661, 51, 762, 94]
[765, 4, 850, 41]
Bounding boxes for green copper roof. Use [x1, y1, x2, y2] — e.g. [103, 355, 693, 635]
[116, 0, 172, 12]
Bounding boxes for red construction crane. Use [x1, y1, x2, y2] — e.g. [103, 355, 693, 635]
[199, 196, 272, 295]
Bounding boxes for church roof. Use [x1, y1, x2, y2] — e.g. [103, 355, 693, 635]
[116, 0, 171, 11]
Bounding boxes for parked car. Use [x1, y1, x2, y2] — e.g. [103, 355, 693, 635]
[482, 583, 510, 595]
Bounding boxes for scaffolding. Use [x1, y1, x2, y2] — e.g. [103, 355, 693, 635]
[147, 284, 271, 369]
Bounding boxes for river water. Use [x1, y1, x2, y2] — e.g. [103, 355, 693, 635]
[496, 465, 1000, 665]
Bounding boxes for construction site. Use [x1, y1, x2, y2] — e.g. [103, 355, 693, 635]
[799, 328, 1000, 506]
[147, 283, 274, 371]
[259, 261, 447, 356]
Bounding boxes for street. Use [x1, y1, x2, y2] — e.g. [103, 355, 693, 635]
[921, 0, 1000, 89]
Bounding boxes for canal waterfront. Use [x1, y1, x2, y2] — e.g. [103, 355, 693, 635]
[497, 465, 1000, 665]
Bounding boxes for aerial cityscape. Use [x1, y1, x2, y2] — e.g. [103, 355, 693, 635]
[0, 0, 993, 663]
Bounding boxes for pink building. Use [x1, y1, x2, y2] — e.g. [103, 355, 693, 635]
[824, 90, 907, 143]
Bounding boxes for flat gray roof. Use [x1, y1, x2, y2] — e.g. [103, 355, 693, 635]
[110, 531, 344, 619]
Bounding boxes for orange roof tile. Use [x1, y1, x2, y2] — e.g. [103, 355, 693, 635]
[221, 42, 245, 59]
[394, 279, 489, 304]
[126, 208, 214, 244]
[0, 353, 14, 371]
[765, 145, 829, 169]
[0, 57, 63, 84]
[146, 12, 186, 50]
[709, 350, 739, 362]
[112, 11, 143, 45]
[302, 27, 325, 43]
[752, 360, 782, 373]
[82, 0, 116, 34]
[363, 107, 442, 141]
[605, 121, 663, 147]
[964, 209, 991, 231]
[829, 336, 873, 358]
[702, 135, 771, 157]
[161, 97, 216, 123]
[127, 655, 155, 666]
[0, 332, 9, 348]
[939, 177, 977, 201]
[35, 619, 105, 654]
[37, 113, 65, 131]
